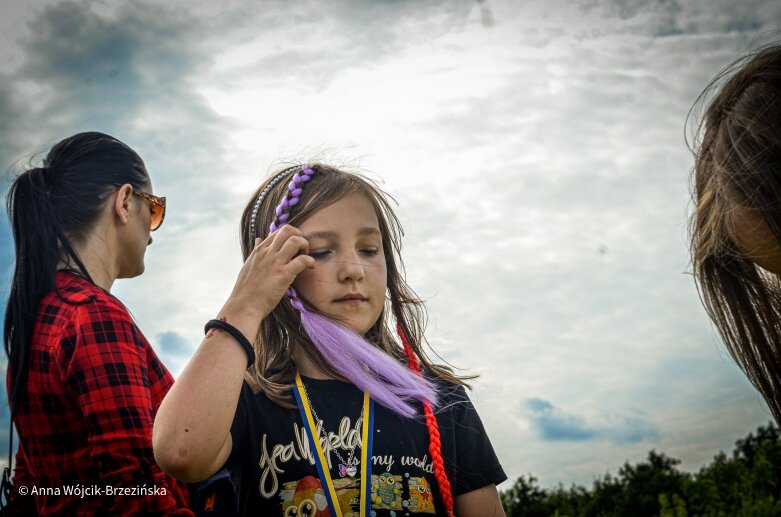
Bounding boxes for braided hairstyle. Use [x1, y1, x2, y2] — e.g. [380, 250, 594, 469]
[398, 323, 456, 516]
[4, 132, 149, 414]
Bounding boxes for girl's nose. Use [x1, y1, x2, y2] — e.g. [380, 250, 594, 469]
[338, 252, 366, 282]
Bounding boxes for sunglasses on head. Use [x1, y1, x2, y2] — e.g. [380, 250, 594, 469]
[99, 184, 166, 231]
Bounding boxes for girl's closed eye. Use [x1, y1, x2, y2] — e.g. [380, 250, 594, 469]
[309, 250, 332, 260]
[360, 247, 380, 256]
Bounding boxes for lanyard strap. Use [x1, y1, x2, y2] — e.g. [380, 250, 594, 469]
[360, 389, 374, 516]
[293, 372, 373, 517]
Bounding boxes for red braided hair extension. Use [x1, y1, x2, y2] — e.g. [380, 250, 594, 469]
[397, 322, 456, 517]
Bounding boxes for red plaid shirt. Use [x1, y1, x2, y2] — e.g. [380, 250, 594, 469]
[8, 271, 193, 516]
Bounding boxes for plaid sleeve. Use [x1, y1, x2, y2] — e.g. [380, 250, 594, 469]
[58, 298, 193, 516]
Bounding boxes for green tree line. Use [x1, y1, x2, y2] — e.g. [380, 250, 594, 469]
[500, 423, 781, 517]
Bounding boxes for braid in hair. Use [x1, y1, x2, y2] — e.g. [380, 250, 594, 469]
[397, 322, 456, 517]
[249, 165, 300, 240]
[270, 165, 316, 313]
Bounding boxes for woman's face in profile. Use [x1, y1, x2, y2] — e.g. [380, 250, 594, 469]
[732, 207, 781, 274]
[117, 180, 155, 279]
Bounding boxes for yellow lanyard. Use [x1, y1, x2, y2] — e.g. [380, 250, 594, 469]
[293, 372, 373, 517]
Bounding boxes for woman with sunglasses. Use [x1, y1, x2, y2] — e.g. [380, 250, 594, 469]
[3, 132, 191, 515]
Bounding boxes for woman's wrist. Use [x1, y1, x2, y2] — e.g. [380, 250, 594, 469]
[216, 311, 261, 333]
[204, 319, 256, 367]
[217, 299, 268, 337]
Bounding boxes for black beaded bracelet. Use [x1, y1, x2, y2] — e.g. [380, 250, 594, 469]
[204, 319, 256, 368]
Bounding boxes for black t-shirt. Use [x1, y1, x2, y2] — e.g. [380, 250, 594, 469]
[221, 376, 506, 516]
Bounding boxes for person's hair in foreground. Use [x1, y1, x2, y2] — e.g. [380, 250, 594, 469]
[4, 132, 187, 515]
[689, 44, 781, 424]
[154, 163, 506, 517]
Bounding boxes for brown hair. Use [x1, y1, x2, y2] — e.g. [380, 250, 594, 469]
[689, 44, 781, 423]
[240, 163, 474, 408]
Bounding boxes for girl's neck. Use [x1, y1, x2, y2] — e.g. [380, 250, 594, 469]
[293, 349, 336, 380]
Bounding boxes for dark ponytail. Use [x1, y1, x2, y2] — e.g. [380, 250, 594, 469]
[4, 132, 149, 414]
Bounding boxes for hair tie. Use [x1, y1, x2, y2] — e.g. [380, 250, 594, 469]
[27, 167, 55, 199]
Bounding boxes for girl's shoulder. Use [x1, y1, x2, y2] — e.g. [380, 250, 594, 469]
[427, 373, 470, 397]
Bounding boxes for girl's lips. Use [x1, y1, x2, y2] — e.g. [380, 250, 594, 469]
[334, 298, 367, 305]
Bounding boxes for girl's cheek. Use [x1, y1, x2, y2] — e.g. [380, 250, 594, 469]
[292, 269, 313, 288]
[297, 264, 326, 286]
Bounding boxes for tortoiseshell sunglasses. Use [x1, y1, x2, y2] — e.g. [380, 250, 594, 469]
[99, 186, 166, 231]
[132, 189, 166, 231]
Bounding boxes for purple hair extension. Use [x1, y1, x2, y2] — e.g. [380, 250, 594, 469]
[267, 165, 436, 417]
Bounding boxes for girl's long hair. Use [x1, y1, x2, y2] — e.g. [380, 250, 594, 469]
[688, 44, 781, 423]
[240, 163, 475, 408]
[4, 132, 148, 415]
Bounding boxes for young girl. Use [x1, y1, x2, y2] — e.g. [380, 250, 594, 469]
[689, 44, 781, 424]
[154, 164, 506, 516]
[4, 132, 192, 515]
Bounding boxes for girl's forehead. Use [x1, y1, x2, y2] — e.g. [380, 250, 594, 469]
[299, 193, 382, 233]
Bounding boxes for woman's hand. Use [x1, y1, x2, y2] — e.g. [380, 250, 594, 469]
[220, 225, 315, 338]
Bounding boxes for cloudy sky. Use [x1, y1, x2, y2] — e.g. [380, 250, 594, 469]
[1, 0, 780, 490]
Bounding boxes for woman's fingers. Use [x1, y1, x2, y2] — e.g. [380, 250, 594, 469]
[266, 225, 304, 254]
[288, 253, 316, 274]
[277, 234, 309, 262]
[250, 225, 310, 272]
[237, 225, 312, 304]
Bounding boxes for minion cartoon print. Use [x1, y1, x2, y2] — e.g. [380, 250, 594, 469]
[406, 477, 436, 513]
[280, 475, 361, 517]
[371, 472, 403, 510]
[333, 477, 361, 516]
[280, 476, 329, 517]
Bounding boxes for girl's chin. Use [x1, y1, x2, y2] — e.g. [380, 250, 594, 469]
[319, 314, 373, 336]
[304, 305, 381, 336]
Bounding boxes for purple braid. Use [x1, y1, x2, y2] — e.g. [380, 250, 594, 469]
[269, 165, 316, 233]
[249, 165, 300, 240]
[269, 165, 316, 313]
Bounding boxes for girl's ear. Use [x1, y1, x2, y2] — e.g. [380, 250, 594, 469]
[113, 183, 134, 225]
